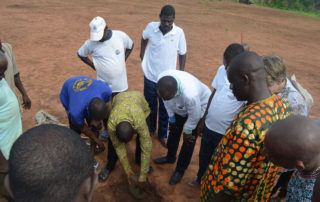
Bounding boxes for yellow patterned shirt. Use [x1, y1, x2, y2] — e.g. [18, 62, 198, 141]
[201, 95, 293, 201]
[108, 91, 151, 182]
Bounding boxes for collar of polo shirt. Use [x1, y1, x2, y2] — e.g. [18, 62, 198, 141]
[154, 23, 177, 35]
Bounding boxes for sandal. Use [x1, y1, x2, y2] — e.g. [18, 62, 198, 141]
[98, 169, 110, 183]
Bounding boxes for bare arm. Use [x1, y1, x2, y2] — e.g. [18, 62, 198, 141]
[14, 73, 31, 109]
[81, 124, 104, 148]
[179, 54, 186, 71]
[78, 54, 95, 71]
[140, 38, 149, 61]
[125, 43, 134, 61]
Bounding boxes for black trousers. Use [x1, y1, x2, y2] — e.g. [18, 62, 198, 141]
[166, 114, 199, 173]
[197, 125, 223, 182]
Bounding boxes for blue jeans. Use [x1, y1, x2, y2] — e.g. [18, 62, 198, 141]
[197, 125, 223, 181]
[144, 76, 168, 139]
[166, 114, 199, 173]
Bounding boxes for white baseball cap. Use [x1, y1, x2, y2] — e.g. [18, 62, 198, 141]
[89, 16, 106, 41]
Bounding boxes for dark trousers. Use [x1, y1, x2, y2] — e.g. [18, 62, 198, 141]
[144, 76, 168, 139]
[166, 114, 199, 173]
[68, 118, 118, 172]
[197, 125, 223, 181]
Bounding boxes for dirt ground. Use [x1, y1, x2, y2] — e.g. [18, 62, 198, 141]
[1, 0, 319, 201]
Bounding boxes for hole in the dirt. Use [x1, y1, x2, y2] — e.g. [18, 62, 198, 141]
[109, 181, 162, 202]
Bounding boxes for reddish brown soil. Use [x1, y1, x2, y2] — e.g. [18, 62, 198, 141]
[1, 0, 319, 201]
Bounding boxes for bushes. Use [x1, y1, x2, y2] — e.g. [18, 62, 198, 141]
[257, 0, 320, 12]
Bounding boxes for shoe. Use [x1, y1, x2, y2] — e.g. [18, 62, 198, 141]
[148, 166, 154, 174]
[188, 179, 201, 188]
[169, 171, 184, 185]
[154, 156, 175, 164]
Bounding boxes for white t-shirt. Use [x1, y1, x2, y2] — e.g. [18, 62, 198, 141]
[158, 70, 211, 131]
[142, 22, 187, 82]
[205, 65, 246, 135]
[78, 30, 133, 92]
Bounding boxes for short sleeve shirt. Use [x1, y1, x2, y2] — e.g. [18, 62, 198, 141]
[279, 78, 308, 116]
[201, 95, 293, 202]
[59, 76, 112, 126]
[142, 22, 187, 82]
[205, 65, 246, 134]
[108, 91, 151, 182]
[78, 30, 133, 92]
[2, 43, 19, 96]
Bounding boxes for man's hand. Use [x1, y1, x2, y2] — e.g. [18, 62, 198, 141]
[22, 94, 31, 110]
[183, 133, 195, 144]
[127, 171, 135, 184]
[197, 119, 205, 137]
[96, 140, 105, 151]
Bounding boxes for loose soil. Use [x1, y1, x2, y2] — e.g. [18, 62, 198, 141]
[1, 0, 319, 201]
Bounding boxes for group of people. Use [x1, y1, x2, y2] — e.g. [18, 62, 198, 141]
[0, 4, 319, 202]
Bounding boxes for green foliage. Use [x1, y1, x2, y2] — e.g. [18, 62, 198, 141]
[255, 0, 320, 18]
[257, 0, 320, 12]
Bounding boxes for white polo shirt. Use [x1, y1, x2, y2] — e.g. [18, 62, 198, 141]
[78, 30, 133, 93]
[142, 22, 187, 83]
[205, 65, 246, 135]
[158, 70, 211, 131]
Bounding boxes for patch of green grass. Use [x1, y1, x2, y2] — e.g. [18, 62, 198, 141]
[255, 2, 320, 19]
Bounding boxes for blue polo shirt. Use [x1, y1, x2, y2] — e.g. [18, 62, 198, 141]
[59, 76, 112, 126]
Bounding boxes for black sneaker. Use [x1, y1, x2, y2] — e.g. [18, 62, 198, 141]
[154, 156, 175, 164]
[169, 171, 184, 185]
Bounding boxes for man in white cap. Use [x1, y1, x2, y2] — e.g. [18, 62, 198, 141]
[78, 16, 134, 95]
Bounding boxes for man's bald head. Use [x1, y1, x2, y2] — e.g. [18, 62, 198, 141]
[116, 121, 134, 143]
[264, 115, 320, 172]
[157, 76, 178, 101]
[227, 51, 270, 103]
[0, 52, 8, 80]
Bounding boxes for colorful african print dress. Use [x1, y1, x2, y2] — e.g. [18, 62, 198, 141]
[200, 94, 293, 202]
[286, 169, 320, 202]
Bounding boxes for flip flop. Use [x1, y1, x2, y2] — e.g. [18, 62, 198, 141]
[98, 169, 110, 183]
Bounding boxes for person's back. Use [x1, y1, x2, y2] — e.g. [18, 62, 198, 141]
[7, 124, 96, 202]
[59, 76, 112, 126]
